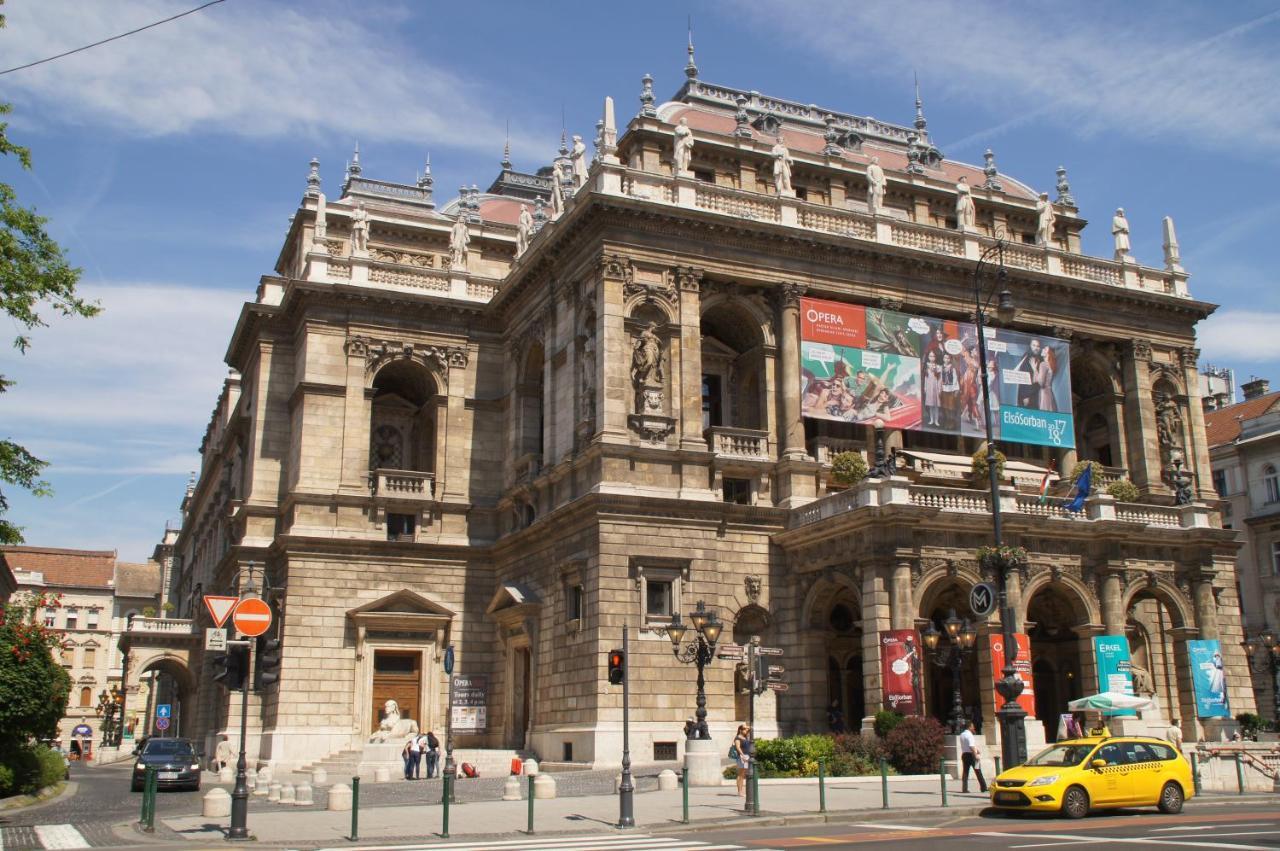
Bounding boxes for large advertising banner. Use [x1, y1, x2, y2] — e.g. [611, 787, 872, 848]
[879, 629, 922, 715]
[799, 297, 1075, 449]
[1093, 635, 1137, 716]
[989, 633, 1036, 717]
[1188, 639, 1230, 719]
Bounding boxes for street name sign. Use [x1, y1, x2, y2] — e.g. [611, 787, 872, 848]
[232, 597, 272, 637]
[204, 595, 239, 628]
[756, 647, 784, 656]
[767, 682, 789, 692]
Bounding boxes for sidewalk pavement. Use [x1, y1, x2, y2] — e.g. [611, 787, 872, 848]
[159, 776, 992, 845]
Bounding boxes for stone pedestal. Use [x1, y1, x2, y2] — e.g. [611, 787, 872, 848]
[267, 782, 281, 802]
[657, 768, 678, 791]
[295, 783, 313, 805]
[1202, 717, 1240, 743]
[502, 775, 523, 801]
[203, 788, 231, 817]
[533, 773, 557, 799]
[279, 783, 295, 804]
[359, 742, 403, 780]
[683, 737, 721, 787]
[522, 759, 539, 776]
[327, 783, 352, 811]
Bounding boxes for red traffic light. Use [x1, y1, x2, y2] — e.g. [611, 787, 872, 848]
[607, 649, 625, 685]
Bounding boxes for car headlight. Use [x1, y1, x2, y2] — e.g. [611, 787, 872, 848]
[1028, 774, 1060, 786]
[134, 764, 146, 772]
[190, 763, 201, 770]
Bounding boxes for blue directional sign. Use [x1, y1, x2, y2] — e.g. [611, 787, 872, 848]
[155, 704, 171, 719]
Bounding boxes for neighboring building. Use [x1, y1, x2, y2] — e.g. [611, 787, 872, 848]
[0, 559, 15, 604]
[1, 547, 161, 751]
[1199, 364, 1237, 412]
[129, 57, 1252, 774]
[1206, 378, 1280, 720]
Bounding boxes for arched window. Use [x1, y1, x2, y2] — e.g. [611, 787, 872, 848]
[369, 361, 438, 474]
[80, 686, 92, 707]
[1265, 463, 1279, 504]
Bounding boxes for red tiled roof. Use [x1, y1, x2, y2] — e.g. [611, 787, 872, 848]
[1204, 391, 1280, 448]
[0, 546, 117, 590]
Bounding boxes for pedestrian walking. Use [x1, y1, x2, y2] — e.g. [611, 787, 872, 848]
[960, 721, 987, 793]
[731, 724, 751, 797]
[1164, 718, 1184, 752]
[425, 730, 440, 778]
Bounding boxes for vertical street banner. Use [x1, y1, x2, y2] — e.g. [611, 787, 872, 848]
[450, 674, 489, 732]
[799, 296, 1074, 449]
[989, 633, 1036, 717]
[1093, 635, 1137, 717]
[1187, 639, 1230, 718]
[879, 629, 922, 715]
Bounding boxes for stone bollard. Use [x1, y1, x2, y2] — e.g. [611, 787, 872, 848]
[267, 782, 282, 802]
[522, 759, 539, 776]
[219, 765, 234, 784]
[203, 787, 231, 818]
[295, 783, 313, 806]
[279, 783, 296, 804]
[253, 776, 268, 796]
[533, 773, 557, 800]
[502, 775, 523, 801]
[658, 769, 678, 791]
[373, 767, 391, 783]
[311, 768, 327, 786]
[257, 766, 273, 785]
[327, 783, 352, 811]
[245, 774, 256, 792]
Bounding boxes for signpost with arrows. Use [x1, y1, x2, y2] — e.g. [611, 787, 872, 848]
[742, 637, 785, 816]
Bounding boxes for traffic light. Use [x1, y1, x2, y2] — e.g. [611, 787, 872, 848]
[607, 649, 625, 685]
[212, 645, 248, 690]
[254, 636, 282, 692]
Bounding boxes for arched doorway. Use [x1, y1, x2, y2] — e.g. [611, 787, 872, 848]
[1024, 582, 1091, 741]
[700, 300, 766, 432]
[370, 360, 440, 475]
[133, 656, 196, 741]
[1126, 589, 1185, 724]
[919, 581, 982, 732]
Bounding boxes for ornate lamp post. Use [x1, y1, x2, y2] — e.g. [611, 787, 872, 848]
[661, 600, 723, 740]
[95, 685, 123, 748]
[1242, 626, 1280, 723]
[921, 609, 979, 734]
[973, 237, 1028, 769]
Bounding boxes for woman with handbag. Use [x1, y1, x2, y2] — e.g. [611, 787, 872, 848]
[731, 724, 751, 797]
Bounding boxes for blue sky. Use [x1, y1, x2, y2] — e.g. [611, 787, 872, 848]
[2, 0, 1278, 561]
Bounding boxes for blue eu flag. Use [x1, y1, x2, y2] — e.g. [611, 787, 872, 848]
[1066, 464, 1093, 513]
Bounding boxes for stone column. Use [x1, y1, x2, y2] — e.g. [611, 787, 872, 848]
[599, 255, 632, 441]
[339, 338, 371, 494]
[776, 282, 807, 460]
[676, 267, 705, 452]
[1100, 568, 1126, 636]
[861, 566, 889, 722]
[1177, 347, 1215, 501]
[890, 561, 914, 630]
[1120, 339, 1164, 494]
[1191, 574, 1219, 641]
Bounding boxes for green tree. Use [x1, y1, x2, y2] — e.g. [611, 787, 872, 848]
[1, 99, 98, 544]
[0, 593, 71, 751]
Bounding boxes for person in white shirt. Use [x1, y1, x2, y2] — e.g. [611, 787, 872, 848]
[1165, 718, 1184, 752]
[960, 721, 987, 793]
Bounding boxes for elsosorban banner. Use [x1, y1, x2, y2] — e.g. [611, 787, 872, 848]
[989, 633, 1036, 717]
[879, 629, 921, 715]
[1093, 635, 1137, 717]
[1187, 639, 1230, 719]
[799, 297, 1074, 449]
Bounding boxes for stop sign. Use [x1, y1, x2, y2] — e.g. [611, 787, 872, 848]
[232, 597, 272, 637]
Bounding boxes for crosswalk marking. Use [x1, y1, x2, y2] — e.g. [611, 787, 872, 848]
[31, 825, 90, 850]
[852, 823, 936, 831]
[323, 834, 780, 851]
[977, 831, 1274, 851]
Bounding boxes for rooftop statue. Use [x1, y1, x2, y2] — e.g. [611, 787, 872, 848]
[1112, 207, 1131, 260]
[955, 176, 976, 232]
[571, 135, 589, 189]
[673, 117, 694, 176]
[516, 204, 533, 258]
[1035, 192, 1055, 247]
[450, 214, 470, 271]
[772, 135, 794, 196]
[350, 203, 369, 255]
[866, 156, 886, 215]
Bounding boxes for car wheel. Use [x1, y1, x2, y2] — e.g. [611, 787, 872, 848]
[1061, 785, 1090, 819]
[1158, 781, 1184, 814]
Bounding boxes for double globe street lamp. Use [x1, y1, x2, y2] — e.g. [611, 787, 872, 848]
[922, 609, 979, 734]
[1241, 626, 1280, 723]
[661, 600, 724, 740]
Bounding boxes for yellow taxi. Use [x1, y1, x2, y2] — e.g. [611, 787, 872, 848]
[989, 736, 1193, 819]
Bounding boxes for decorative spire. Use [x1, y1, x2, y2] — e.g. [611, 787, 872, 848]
[1054, 165, 1074, 207]
[822, 114, 842, 157]
[601, 96, 618, 156]
[416, 153, 434, 209]
[502, 123, 512, 171]
[913, 72, 927, 136]
[559, 127, 569, 158]
[734, 95, 753, 138]
[1162, 216, 1184, 273]
[349, 142, 362, 178]
[982, 148, 1004, 192]
[639, 73, 657, 118]
[306, 157, 321, 198]
[905, 133, 925, 175]
[685, 18, 698, 80]
[533, 196, 548, 232]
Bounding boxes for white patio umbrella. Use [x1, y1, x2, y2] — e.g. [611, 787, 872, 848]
[1068, 692, 1154, 713]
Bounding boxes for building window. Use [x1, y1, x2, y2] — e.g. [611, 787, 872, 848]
[1212, 469, 1227, 498]
[693, 168, 714, 183]
[646, 579, 674, 620]
[794, 186, 808, 201]
[701, 375, 722, 430]
[723, 477, 752, 505]
[44, 609, 56, 628]
[83, 647, 96, 669]
[1273, 541, 1280, 576]
[65, 608, 78, 629]
[635, 563, 685, 627]
[567, 584, 584, 622]
[80, 686, 92, 707]
[1265, 464, 1279, 504]
[87, 610, 99, 630]
[386, 512, 416, 541]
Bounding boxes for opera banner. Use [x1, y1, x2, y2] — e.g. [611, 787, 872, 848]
[799, 297, 1074, 449]
[989, 633, 1036, 717]
[1188, 639, 1230, 719]
[1093, 635, 1137, 716]
[879, 629, 922, 715]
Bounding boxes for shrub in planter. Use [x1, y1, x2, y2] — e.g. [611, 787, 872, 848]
[1236, 712, 1264, 739]
[141, 606, 157, 618]
[971, 448, 1006, 482]
[753, 734, 836, 777]
[1107, 479, 1140, 503]
[1070, 460, 1103, 481]
[884, 715, 946, 775]
[832, 734, 888, 775]
[830, 451, 869, 487]
[873, 710, 904, 738]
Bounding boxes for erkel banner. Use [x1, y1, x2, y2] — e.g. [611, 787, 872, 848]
[1187, 639, 1230, 719]
[989, 633, 1036, 717]
[799, 297, 1075, 449]
[879, 629, 922, 715]
[1093, 634, 1137, 717]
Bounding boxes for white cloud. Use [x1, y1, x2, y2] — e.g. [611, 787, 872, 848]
[2, 1, 544, 153]
[727, 1, 1280, 153]
[1198, 310, 1280, 361]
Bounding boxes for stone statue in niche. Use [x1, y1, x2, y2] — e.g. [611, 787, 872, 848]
[1154, 392, 1183, 455]
[630, 322, 665, 415]
[866, 156, 885, 214]
[450, 214, 470, 271]
[673, 117, 694, 175]
[1035, 192, 1055, 247]
[350, 202, 369, 255]
[579, 333, 596, 423]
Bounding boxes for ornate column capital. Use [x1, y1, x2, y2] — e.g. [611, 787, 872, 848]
[778, 281, 806, 311]
[674, 265, 704, 293]
[1177, 346, 1200, 369]
[599, 252, 635, 284]
[1050, 325, 1075, 341]
[1128, 338, 1153, 363]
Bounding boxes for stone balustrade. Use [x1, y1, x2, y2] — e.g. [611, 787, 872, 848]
[808, 436, 865, 466]
[129, 617, 195, 634]
[705, 426, 771, 460]
[372, 468, 435, 501]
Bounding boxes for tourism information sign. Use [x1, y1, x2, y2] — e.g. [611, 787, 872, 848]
[450, 674, 489, 733]
[878, 629, 921, 715]
[989, 633, 1036, 717]
[1093, 635, 1137, 716]
[1188, 639, 1230, 718]
[799, 297, 1075, 449]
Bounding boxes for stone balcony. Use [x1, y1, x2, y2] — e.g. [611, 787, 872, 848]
[372, 468, 436, 502]
[705, 426, 772, 461]
[128, 617, 196, 634]
[791, 476, 1212, 531]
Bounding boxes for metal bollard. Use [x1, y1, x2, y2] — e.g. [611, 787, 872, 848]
[350, 776, 359, 841]
[752, 768, 760, 816]
[994, 755, 1002, 775]
[880, 758, 889, 809]
[441, 774, 452, 838]
[527, 774, 535, 834]
[139, 767, 157, 831]
[940, 756, 948, 807]
[1235, 753, 1245, 795]
[1190, 752, 1202, 796]
[818, 759, 827, 813]
[681, 768, 689, 824]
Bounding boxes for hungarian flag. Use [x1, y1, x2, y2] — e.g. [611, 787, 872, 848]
[1038, 461, 1055, 504]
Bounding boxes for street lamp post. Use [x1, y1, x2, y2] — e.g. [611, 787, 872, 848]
[227, 562, 259, 842]
[1241, 627, 1280, 724]
[921, 610, 979, 734]
[661, 600, 724, 740]
[973, 238, 1028, 769]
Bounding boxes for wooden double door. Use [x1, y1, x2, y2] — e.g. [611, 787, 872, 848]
[371, 650, 422, 733]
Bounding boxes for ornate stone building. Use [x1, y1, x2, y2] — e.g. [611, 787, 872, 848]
[135, 60, 1252, 772]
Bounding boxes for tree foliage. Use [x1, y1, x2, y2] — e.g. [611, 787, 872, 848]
[0, 593, 72, 752]
[0, 99, 97, 543]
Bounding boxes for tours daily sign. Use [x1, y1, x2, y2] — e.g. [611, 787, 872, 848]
[799, 297, 1075, 449]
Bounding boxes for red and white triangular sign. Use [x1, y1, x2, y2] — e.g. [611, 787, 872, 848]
[204, 595, 239, 629]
